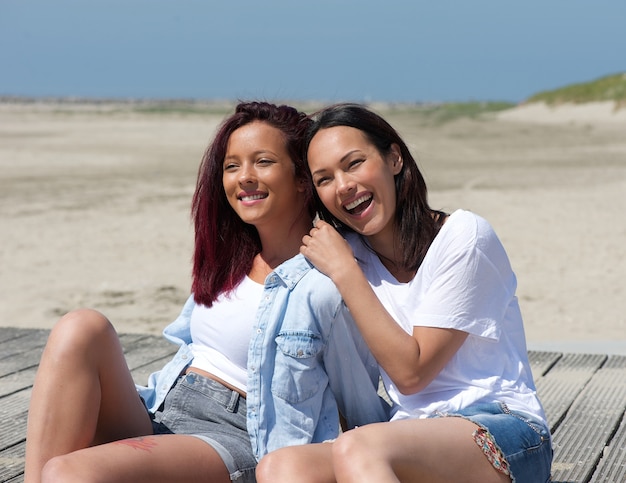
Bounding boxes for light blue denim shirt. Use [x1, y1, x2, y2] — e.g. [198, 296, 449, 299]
[137, 254, 389, 461]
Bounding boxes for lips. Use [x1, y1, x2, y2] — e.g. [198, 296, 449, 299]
[343, 194, 372, 215]
[238, 192, 268, 202]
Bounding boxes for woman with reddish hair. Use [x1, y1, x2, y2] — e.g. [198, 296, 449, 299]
[24, 102, 388, 483]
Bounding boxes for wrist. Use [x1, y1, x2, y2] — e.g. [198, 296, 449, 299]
[331, 257, 364, 290]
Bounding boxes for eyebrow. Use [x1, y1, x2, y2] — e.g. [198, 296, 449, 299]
[224, 149, 279, 162]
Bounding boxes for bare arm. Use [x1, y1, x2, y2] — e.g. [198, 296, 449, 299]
[301, 221, 467, 394]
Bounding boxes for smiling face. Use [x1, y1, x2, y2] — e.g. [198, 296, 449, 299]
[307, 125, 403, 242]
[222, 121, 306, 230]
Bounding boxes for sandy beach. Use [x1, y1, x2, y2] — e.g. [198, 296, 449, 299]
[1, 100, 625, 354]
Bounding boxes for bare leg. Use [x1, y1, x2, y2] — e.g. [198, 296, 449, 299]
[40, 434, 232, 483]
[256, 442, 335, 483]
[25, 309, 153, 483]
[332, 419, 511, 483]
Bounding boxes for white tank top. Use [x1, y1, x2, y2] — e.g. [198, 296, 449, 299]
[189, 276, 264, 393]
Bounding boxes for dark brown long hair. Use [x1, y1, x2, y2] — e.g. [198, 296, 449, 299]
[304, 103, 445, 272]
[192, 101, 312, 306]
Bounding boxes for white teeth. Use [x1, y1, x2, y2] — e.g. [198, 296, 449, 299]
[345, 194, 371, 211]
[241, 194, 265, 201]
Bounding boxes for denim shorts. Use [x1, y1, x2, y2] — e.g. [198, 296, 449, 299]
[149, 372, 257, 483]
[432, 402, 552, 483]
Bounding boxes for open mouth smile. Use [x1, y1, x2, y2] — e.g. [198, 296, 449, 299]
[343, 194, 372, 215]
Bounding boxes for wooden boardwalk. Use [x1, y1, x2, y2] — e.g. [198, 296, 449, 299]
[1, 327, 625, 482]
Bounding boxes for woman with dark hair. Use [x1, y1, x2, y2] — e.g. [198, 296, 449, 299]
[24, 102, 388, 483]
[257, 104, 552, 483]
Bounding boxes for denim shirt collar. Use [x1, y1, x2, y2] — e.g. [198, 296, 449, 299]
[269, 253, 312, 290]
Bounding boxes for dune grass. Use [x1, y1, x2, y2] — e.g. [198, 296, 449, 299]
[526, 72, 626, 106]
[377, 101, 516, 125]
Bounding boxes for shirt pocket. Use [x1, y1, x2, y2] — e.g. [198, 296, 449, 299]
[272, 330, 324, 404]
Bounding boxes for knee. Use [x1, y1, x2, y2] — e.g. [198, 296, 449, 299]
[333, 430, 357, 460]
[48, 309, 115, 352]
[333, 430, 369, 475]
[41, 454, 91, 483]
[256, 449, 308, 483]
[256, 451, 290, 482]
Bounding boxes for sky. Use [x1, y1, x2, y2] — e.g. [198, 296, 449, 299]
[1, 1, 624, 104]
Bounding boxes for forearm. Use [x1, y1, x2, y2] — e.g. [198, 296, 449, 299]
[330, 259, 423, 392]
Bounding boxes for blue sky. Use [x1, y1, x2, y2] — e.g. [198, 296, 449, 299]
[1, 1, 624, 103]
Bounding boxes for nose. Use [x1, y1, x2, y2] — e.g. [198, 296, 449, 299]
[238, 163, 256, 185]
[335, 172, 356, 195]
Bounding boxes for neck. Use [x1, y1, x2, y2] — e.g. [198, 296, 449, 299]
[366, 226, 399, 267]
[250, 211, 313, 282]
[365, 230, 414, 283]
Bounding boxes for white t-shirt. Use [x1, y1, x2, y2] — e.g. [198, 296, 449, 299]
[189, 276, 264, 393]
[348, 210, 547, 424]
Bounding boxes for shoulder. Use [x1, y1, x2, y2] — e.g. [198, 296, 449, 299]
[344, 231, 370, 261]
[276, 254, 343, 300]
[301, 266, 344, 302]
[436, 210, 512, 275]
[437, 210, 499, 250]
[443, 209, 484, 235]
[279, 256, 346, 323]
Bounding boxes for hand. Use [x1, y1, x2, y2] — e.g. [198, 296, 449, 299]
[300, 220, 359, 282]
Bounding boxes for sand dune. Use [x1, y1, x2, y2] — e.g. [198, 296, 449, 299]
[497, 100, 626, 124]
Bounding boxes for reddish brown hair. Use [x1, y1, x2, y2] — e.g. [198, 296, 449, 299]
[191, 101, 312, 306]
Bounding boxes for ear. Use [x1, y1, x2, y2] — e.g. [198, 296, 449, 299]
[388, 143, 403, 175]
[296, 175, 309, 193]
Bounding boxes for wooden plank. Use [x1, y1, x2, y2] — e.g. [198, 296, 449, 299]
[0, 330, 49, 376]
[118, 332, 153, 348]
[0, 389, 31, 454]
[0, 442, 24, 483]
[131, 355, 178, 387]
[0, 329, 49, 353]
[550, 355, 626, 482]
[528, 350, 562, 378]
[0, 328, 33, 345]
[534, 353, 606, 432]
[121, 335, 178, 373]
[590, 410, 626, 483]
[0, 368, 37, 400]
[0, 330, 34, 482]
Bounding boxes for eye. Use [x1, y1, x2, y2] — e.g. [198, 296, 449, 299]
[348, 158, 364, 169]
[223, 162, 238, 171]
[314, 175, 331, 187]
[257, 158, 274, 165]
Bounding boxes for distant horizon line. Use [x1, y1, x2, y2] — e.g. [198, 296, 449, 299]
[0, 95, 521, 107]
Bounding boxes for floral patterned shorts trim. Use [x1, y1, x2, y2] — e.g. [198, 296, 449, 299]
[431, 402, 552, 483]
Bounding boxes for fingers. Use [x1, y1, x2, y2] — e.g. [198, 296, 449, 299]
[311, 219, 330, 232]
[303, 226, 319, 243]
